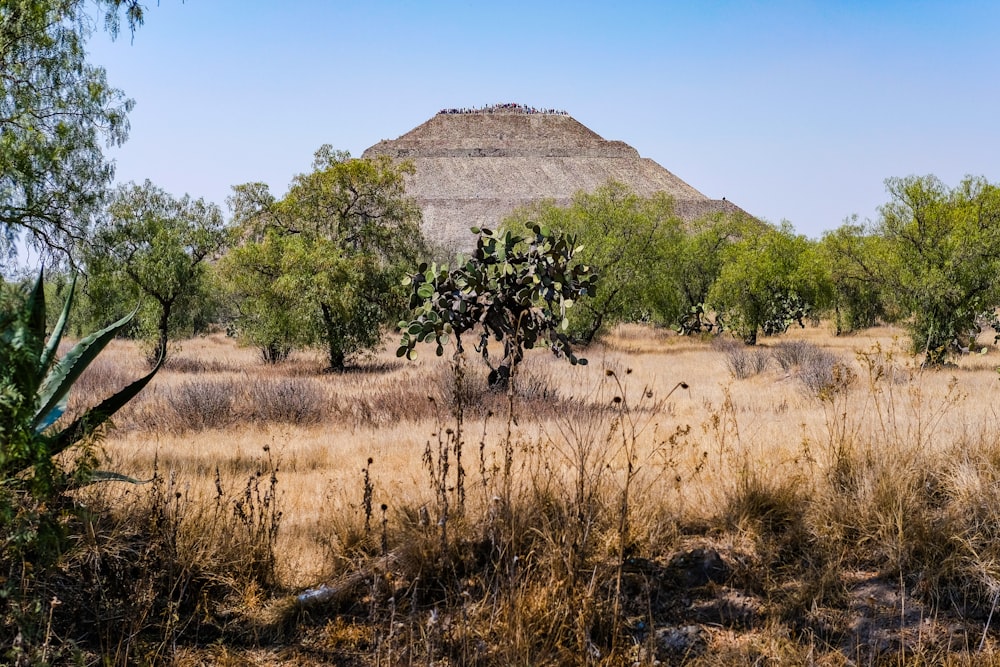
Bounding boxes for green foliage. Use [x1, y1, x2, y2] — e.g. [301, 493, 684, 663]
[503, 182, 682, 343]
[670, 211, 761, 336]
[2, 273, 155, 659]
[0, 271, 159, 494]
[674, 213, 757, 308]
[83, 180, 227, 364]
[222, 148, 425, 369]
[220, 226, 305, 363]
[846, 175, 1000, 364]
[708, 222, 831, 345]
[826, 176, 1000, 364]
[397, 224, 598, 388]
[0, 0, 148, 261]
[819, 221, 891, 334]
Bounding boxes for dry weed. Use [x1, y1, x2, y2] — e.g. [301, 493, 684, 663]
[54, 323, 1000, 664]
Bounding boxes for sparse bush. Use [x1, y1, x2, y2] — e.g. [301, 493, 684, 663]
[798, 351, 854, 397]
[516, 364, 559, 402]
[224, 450, 284, 592]
[166, 356, 240, 374]
[41, 449, 283, 662]
[717, 339, 771, 379]
[765, 340, 857, 397]
[725, 467, 805, 538]
[933, 440, 1000, 613]
[336, 376, 439, 427]
[809, 438, 943, 582]
[246, 377, 326, 425]
[71, 357, 139, 412]
[166, 379, 236, 431]
[723, 467, 813, 581]
[432, 359, 559, 416]
[771, 339, 819, 372]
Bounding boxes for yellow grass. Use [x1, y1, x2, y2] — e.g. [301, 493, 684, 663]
[90, 326, 1000, 581]
[68, 324, 1000, 663]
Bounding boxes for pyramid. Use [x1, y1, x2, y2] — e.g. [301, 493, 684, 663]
[362, 105, 749, 251]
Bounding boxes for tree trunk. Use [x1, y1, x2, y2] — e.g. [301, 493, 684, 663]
[320, 303, 346, 371]
[488, 339, 523, 391]
[260, 341, 290, 364]
[487, 363, 511, 391]
[151, 301, 171, 367]
[582, 310, 604, 345]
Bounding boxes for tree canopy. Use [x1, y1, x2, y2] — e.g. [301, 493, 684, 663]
[503, 182, 682, 343]
[0, 0, 149, 264]
[83, 181, 227, 363]
[708, 222, 831, 345]
[223, 148, 425, 369]
[832, 175, 1000, 363]
[818, 220, 890, 335]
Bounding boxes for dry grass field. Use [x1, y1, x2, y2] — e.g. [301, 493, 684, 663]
[57, 323, 1000, 664]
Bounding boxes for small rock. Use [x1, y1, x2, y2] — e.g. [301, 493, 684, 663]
[689, 588, 760, 627]
[666, 547, 729, 587]
[655, 624, 706, 659]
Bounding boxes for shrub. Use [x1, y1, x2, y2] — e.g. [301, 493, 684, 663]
[724, 467, 807, 551]
[716, 339, 770, 379]
[0, 272, 160, 662]
[246, 377, 327, 425]
[771, 339, 820, 372]
[797, 349, 854, 397]
[432, 357, 566, 421]
[42, 451, 283, 661]
[166, 380, 236, 431]
[165, 356, 240, 374]
[70, 357, 139, 413]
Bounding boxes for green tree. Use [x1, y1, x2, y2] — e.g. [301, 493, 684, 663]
[0, 0, 148, 262]
[223, 148, 425, 370]
[708, 222, 830, 345]
[672, 211, 759, 334]
[83, 181, 227, 363]
[504, 182, 683, 343]
[398, 224, 597, 389]
[818, 221, 890, 335]
[839, 175, 1000, 364]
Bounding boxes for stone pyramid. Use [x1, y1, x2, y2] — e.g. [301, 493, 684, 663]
[362, 104, 748, 251]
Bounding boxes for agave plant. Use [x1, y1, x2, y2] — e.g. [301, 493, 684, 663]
[0, 271, 162, 490]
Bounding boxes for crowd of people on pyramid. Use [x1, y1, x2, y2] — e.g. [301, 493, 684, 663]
[437, 103, 568, 116]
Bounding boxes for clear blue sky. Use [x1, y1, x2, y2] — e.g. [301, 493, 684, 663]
[86, 1, 1000, 239]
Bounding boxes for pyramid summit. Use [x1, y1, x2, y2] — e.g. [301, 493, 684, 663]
[362, 104, 748, 251]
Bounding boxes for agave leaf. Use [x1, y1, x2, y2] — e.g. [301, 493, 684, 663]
[33, 305, 139, 431]
[25, 270, 47, 350]
[34, 393, 68, 433]
[43, 354, 162, 466]
[71, 470, 154, 487]
[39, 274, 76, 374]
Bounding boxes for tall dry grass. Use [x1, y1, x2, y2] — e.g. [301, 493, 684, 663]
[42, 326, 1000, 664]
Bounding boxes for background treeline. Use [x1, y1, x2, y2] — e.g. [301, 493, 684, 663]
[508, 174, 1000, 361]
[10, 172, 1000, 370]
